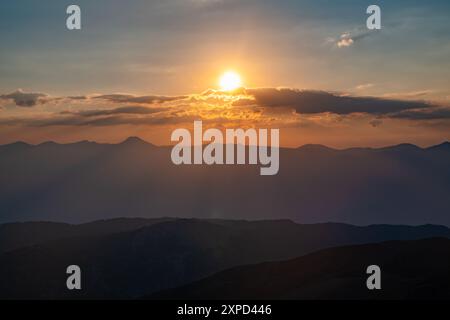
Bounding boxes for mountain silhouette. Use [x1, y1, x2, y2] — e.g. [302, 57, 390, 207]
[1, 140, 449, 225]
[0, 218, 173, 254]
[149, 238, 450, 300]
[1, 218, 450, 299]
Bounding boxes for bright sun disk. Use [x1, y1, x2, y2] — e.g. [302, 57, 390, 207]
[219, 71, 242, 91]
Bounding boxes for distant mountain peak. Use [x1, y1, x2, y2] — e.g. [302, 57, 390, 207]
[297, 144, 335, 152]
[120, 136, 153, 146]
[427, 141, 450, 151]
[378, 143, 421, 152]
[0, 141, 31, 149]
[396, 143, 421, 148]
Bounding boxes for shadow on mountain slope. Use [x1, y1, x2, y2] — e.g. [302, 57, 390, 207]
[1, 218, 450, 299]
[149, 238, 450, 300]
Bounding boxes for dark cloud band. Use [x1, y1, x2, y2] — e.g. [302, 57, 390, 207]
[240, 88, 433, 115]
[0, 90, 48, 107]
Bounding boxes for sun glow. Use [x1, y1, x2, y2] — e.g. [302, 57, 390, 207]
[219, 71, 242, 91]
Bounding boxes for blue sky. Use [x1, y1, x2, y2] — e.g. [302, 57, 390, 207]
[0, 0, 449, 98]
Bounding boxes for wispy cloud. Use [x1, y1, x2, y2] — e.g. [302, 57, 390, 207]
[329, 29, 375, 48]
[337, 34, 354, 48]
[93, 94, 187, 104]
[60, 106, 166, 117]
[356, 83, 375, 90]
[382, 90, 436, 99]
[388, 107, 450, 120]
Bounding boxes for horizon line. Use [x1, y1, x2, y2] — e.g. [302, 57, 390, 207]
[1, 136, 449, 151]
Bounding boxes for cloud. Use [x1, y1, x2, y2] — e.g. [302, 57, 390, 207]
[93, 94, 187, 104]
[240, 88, 432, 115]
[0, 89, 48, 107]
[1, 88, 448, 131]
[369, 119, 383, 127]
[17, 105, 177, 127]
[61, 106, 166, 117]
[382, 90, 435, 99]
[388, 107, 450, 120]
[0, 113, 197, 127]
[356, 83, 375, 90]
[68, 95, 88, 100]
[333, 30, 373, 48]
[337, 36, 354, 48]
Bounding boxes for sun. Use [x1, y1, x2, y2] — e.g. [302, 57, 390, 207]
[219, 71, 242, 91]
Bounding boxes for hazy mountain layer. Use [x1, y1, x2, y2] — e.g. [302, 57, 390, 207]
[1, 139, 449, 225]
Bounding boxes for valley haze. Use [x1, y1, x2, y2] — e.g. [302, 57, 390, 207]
[1, 138, 449, 226]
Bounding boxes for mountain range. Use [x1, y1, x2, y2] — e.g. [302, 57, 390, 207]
[1, 138, 449, 225]
[1, 218, 450, 299]
[150, 237, 450, 300]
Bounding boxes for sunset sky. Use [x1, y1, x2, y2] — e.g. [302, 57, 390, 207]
[0, 0, 449, 147]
